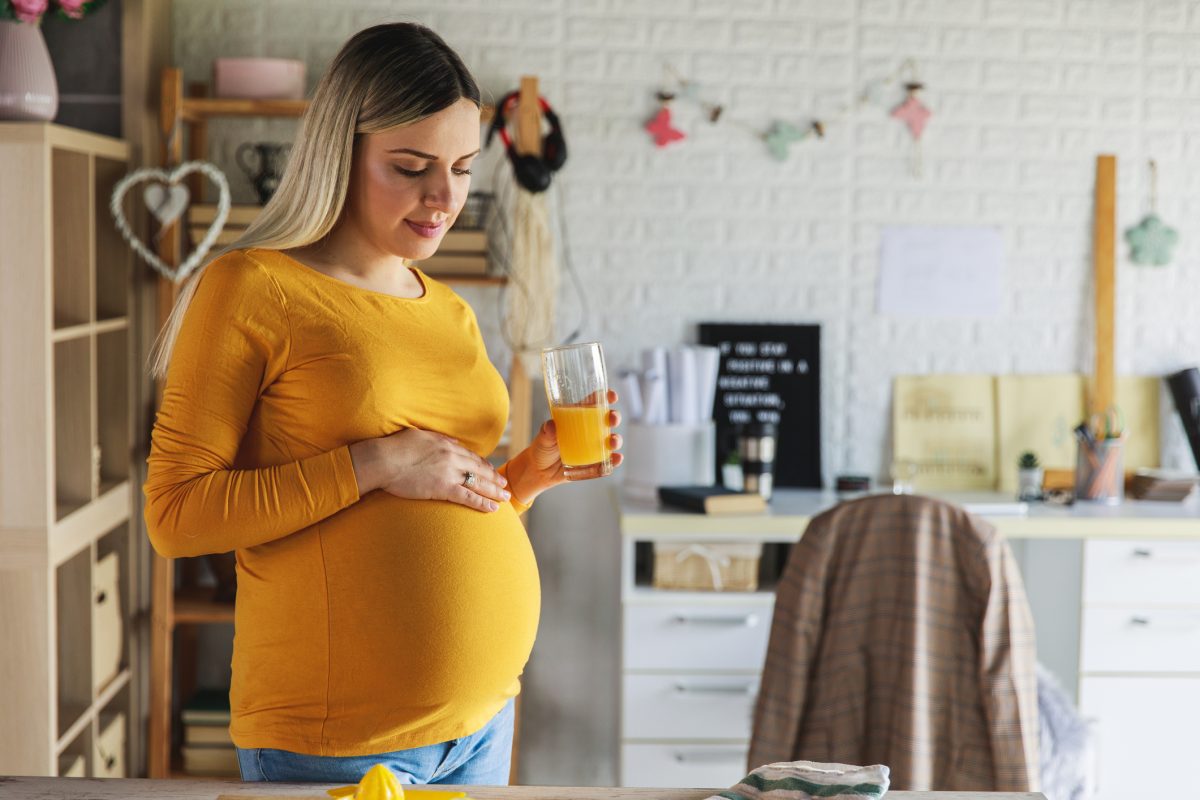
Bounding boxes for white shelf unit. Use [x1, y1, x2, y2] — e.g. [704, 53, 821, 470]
[0, 123, 137, 777]
[617, 520, 795, 788]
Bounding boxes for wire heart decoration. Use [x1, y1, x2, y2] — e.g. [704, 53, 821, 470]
[110, 161, 231, 284]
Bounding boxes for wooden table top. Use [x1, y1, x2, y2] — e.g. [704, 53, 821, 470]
[0, 776, 1046, 800]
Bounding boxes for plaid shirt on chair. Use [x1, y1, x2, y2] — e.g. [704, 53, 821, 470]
[748, 493, 1040, 792]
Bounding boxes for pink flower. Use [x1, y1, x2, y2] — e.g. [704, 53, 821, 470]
[11, 0, 49, 23]
[55, 0, 85, 18]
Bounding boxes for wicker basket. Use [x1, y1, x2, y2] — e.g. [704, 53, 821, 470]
[652, 542, 761, 591]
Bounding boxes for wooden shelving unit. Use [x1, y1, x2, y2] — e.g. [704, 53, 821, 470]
[147, 68, 537, 779]
[0, 123, 138, 778]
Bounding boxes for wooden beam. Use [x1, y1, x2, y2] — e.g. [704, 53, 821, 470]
[186, 83, 208, 204]
[148, 63, 186, 780]
[1092, 154, 1116, 415]
[515, 75, 541, 157]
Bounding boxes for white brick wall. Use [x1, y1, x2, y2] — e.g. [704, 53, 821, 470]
[176, 2, 1200, 779]
[176, 0, 1200, 485]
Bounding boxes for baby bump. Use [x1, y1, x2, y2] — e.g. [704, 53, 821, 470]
[322, 493, 542, 704]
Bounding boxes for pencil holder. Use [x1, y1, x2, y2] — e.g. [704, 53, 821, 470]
[1075, 438, 1124, 504]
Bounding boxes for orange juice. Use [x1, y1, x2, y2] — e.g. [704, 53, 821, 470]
[551, 404, 611, 468]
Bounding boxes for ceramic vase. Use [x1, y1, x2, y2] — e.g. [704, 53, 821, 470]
[0, 19, 59, 122]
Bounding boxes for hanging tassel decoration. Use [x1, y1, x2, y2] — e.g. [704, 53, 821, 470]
[1126, 159, 1179, 267]
[890, 80, 931, 177]
[645, 92, 687, 148]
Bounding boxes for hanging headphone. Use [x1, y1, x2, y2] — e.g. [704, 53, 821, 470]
[486, 90, 567, 193]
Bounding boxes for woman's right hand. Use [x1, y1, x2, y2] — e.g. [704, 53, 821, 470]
[348, 428, 510, 513]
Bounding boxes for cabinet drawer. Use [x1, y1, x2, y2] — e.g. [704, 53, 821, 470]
[1080, 676, 1200, 800]
[621, 743, 748, 788]
[622, 672, 758, 740]
[1081, 606, 1200, 672]
[1084, 540, 1200, 606]
[623, 601, 772, 671]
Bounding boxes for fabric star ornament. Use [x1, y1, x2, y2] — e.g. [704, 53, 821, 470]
[1125, 213, 1179, 266]
[764, 121, 808, 161]
[645, 106, 686, 148]
[891, 84, 931, 140]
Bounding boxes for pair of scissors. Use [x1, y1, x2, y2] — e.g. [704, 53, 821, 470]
[1089, 405, 1124, 440]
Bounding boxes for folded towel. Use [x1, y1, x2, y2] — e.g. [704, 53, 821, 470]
[705, 760, 891, 800]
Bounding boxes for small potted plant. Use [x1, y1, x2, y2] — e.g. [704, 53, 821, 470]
[721, 450, 743, 492]
[1017, 451, 1043, 501]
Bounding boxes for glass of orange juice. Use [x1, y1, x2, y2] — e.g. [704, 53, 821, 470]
[541, 342, 613, 481]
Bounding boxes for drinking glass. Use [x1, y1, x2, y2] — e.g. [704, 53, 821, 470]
[541, 342, 613, 481]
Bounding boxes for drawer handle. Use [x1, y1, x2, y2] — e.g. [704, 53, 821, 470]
[95, 590, 107, 604]
[671, 613, 760, 627]
[1130, 547, 1200, 564]
[1128, 615, 1200, 632]
[673, 682, 756, 695]
[673, 750, 746, 764]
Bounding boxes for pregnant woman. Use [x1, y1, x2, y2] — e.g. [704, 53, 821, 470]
[143, 22, 621, 786]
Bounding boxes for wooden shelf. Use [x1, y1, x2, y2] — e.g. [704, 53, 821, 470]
[428, 274, 508, 286]
[172, 590, 235, 625]
[180, 97, 308, 121]
[179, 97, 495, 124]
[52, 323, 91, 343]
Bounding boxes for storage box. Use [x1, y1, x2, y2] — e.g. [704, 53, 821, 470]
[92, 552, 122, 694]
[213, 58, 305, 100]
[652, 542, 761, 592]
[623, 421, 716, 501]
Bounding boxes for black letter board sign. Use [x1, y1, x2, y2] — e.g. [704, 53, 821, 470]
[698, 323, 822, 489]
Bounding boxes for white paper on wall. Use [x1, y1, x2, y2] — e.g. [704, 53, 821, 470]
[877, 225, 1005, 318]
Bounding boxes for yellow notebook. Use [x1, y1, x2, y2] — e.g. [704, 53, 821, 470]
[995, 374, 1085, 493]
[893, 375, 996, 491]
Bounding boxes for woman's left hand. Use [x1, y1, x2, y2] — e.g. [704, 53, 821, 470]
[505, 389, 623, 505]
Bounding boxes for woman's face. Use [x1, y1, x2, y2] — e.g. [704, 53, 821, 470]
[346, 97, 481, 261]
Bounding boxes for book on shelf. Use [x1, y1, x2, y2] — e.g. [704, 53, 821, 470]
[184, 722, 233, 747]
[657, 485, 767, 515]
[181, 687, 231, 726]
[1129, 468, 1200, 502]
[417, 253, 489, 275]
[181, 744, 239, 776]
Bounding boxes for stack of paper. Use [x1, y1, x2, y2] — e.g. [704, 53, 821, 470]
[621, 346, 720, 426]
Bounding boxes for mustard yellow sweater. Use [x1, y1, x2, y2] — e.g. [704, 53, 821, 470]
[144, 248, 540, 755]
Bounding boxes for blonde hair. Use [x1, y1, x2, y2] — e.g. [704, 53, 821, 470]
[148, 23, 481, 379]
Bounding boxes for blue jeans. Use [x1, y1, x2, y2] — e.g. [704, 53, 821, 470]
[236, 698, 515, 785]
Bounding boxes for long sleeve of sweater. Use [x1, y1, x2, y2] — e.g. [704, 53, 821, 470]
[143, 256, 360, 558]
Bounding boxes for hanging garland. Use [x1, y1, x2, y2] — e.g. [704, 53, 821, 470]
[644, 59, 932, 173]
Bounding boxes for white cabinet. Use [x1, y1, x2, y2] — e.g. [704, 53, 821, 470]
[1080, 676, 1200, 800]
[618, 528, 787, 787]
[1079, 538, 1200, 800]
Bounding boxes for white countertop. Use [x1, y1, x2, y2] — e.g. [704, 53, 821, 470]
[616, 488, 1200, 539]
